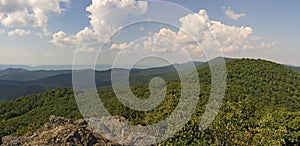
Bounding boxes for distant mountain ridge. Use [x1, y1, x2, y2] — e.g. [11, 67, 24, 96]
[0, 61, 204, 81]
[0, 68, 71, 81]
[0, 64, 156, 71]
[0, 57, 298, 102]
[0, 64, 111, 71]
[0, 58, 234, 71]
[0, 61, 204, 102]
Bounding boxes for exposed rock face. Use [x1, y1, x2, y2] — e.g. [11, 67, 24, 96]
[1, 116, 158, 146]
[1, 115, 122, 146]
[87, 116, 156, 146]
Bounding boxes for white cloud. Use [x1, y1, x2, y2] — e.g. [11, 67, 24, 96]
[0, 0, 70, 34]
[50, 27, 98, 47]
[257, 42, 277, 49]
[143, 29, 181, 53]
[209, 20, 253, 52]
[86, 0, 147, 40]
[224, 7, 246, 20]
[50, 27, 104, 53]
[8, 29, 31, 36]
[50, 2, 273, 54]
[50, 0, 148, 51]
[138, 9, 273, 53]
[110, 43, 129, 50]
[49, 31, 76, 47]
[176, 10, 210, 43]
[75, 27, 99, 43]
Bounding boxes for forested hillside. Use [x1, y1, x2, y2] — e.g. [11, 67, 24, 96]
[0, 59, 299, 145]
[0, 58, 297, 102]
[0, 62, 204, 102]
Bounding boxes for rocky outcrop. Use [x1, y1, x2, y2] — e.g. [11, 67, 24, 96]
[1, 115, 121, 146]
[87, 116, 156, 146]
[1, 115, 158, 146]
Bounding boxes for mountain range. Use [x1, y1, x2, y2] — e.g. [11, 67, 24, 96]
[0, 64, 112, 71]
[0, 58, 299, 102]
[0, 60, 205, 102]
[0, 58, 299, 145]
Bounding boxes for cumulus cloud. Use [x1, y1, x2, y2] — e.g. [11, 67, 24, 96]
[224, 7, 246, 20]
[49, 31, 76, 47]
[110, 43, 129, 50]
[209, 20, 253, 52]
[0, 0, 70, 34]
[8, 29, 31, 36]
[50, 0, 147, 52]
[140, 9, 273, 53]
[143, 29, 181, 53]
[176, 10, 210, 43]
[50, 27, 98, 47]
[86, 0, 147, 39]
[50, 1, 273, 54]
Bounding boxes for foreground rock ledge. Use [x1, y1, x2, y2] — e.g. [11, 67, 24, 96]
[2, 115, 146, 146]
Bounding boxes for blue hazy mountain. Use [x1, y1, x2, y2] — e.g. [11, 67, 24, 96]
[0, 61, 205, 102]
[0, 64, 113, 71]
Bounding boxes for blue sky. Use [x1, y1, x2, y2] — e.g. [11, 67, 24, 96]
[0, 0, 299, 66]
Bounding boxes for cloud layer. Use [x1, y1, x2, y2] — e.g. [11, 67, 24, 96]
[50, 1, 274, 54]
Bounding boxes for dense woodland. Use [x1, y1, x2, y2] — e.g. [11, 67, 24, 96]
[0, 61, 205, 102]
[0, 59, 300, 145]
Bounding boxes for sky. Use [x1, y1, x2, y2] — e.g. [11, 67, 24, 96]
[0, 0, 299, 66]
